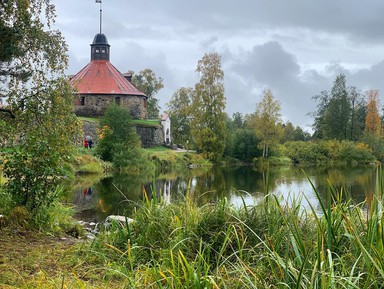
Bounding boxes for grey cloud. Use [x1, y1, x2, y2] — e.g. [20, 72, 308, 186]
[227, 41, 331, 129]
[106, 1, 384, 44]
[55, 0, 384, 131]
[199, 36, 219, 50]
[232, 41, 300, 86]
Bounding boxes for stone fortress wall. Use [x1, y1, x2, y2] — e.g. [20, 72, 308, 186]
[75, 94, 147, 119]
[82, 120, 164, 148]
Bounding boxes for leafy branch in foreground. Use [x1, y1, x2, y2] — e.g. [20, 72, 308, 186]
[1, 1, 80, 214]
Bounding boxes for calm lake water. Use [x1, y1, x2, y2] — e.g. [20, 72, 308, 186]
[67, 165, 378, 222]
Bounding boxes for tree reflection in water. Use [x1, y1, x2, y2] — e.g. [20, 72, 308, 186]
[68, 165, 377, 221]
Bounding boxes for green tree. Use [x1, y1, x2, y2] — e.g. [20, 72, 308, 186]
[190, 52, 226, 161]
[166, 87, 193, 147]
[312, 90, 330, 139]
[252, 89, 282, 158]
[325, 74, 351, 139]
[1, 0, 80, 213]
[130, 68, 164, 119]
[348, 86, 365, 141]
[96, 104, 148, 171]
[281, 121, 311, 142]
[232, 129, 261, 161]
[232, 112, 244, 129]
[312, 74, 352, 140]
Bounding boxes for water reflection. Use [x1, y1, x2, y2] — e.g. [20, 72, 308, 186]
[68, 165, 377, 221]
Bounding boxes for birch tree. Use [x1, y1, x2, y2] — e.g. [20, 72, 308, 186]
[190, 52, 226, 161]
[252, 89, 282, 158]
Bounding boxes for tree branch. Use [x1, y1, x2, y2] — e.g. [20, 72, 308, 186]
[0, 108, 15, 119]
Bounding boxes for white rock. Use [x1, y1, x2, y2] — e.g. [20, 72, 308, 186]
[104, 215, 134, 226]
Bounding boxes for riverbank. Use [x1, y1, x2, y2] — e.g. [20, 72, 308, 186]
[0, 227, 123, 288]
[73, 145, 212, 175]
[2, 182, 384, 288]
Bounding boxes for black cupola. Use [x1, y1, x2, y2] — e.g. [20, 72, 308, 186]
[90, 33, 110, 61]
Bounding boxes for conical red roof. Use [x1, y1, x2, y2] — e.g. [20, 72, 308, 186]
[70, 60, 146, 96]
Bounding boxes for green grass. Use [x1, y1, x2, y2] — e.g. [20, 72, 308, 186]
[4, 166, 384, 288]
[129, 119, 160, 126]
[145, 145, 172, 153]
[78, 116, 100, 123]
[78, 116, 160, 127]
[72, 167, 384, 288]
[73, 154, 110, 174]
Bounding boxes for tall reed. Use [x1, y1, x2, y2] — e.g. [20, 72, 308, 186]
[80, 167, 384, 288]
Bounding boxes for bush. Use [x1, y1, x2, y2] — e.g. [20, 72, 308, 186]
[283, 140, 376, 165]
[96, 104, 150, 172]
[228, 129, 262, 162]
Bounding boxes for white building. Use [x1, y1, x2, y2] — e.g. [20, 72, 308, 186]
[161, 113, 171, 145]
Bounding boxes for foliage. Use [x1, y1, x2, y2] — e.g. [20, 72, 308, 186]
[324, 74, 351, 139]
[96, 104, 150, 172]
[365, 89, 381, 136]
[0, 0, 67, 83]
[251, 89, 282, 157]
[2, 79, 80, 213]
[230, 129, 261, 161]
[281, 121, 311, 142]
[191, 52, 227, 161]
[73, 154, 108, 174]
[0, 1, 80, 214]
[232, 112, 244, 129]
[283, 140, 375, 165]
[362, 133, 384, 162]
[150, 150, 210, 173]
[312, 74, 367, 141]
[167, 87, 193, 147]
[130, 68, 164, 119]
[349, 86, 366, 141]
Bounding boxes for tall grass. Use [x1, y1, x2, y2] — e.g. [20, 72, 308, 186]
[78, 167, 384, 288]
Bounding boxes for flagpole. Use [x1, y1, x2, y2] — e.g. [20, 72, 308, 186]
[95, 0, 103, 33]
[99, 0, 102, 33]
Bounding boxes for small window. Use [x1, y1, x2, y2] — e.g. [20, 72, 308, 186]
[80, 96, 85, 106]
[101, 49, 105, 53]
[95, 49, 100, 53]
[115, 96, 121, 105]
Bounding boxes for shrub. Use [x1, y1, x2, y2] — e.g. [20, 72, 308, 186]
[283, 140, 376, 165]
[96, 104, 150, 172]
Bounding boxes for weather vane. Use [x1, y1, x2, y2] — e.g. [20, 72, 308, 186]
[95, 0, 102, 33]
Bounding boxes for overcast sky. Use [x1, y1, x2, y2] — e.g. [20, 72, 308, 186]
[54, 1, 384, 131]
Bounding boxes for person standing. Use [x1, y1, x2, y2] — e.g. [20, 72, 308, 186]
[86, 135, 93, 149]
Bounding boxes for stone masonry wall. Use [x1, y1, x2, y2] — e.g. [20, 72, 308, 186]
[75, 94, 147, 119]
[135, 125, 164, 148]
[81, 120, 164, 148]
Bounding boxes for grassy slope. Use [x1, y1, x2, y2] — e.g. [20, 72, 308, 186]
[0, 228, 123, 288]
